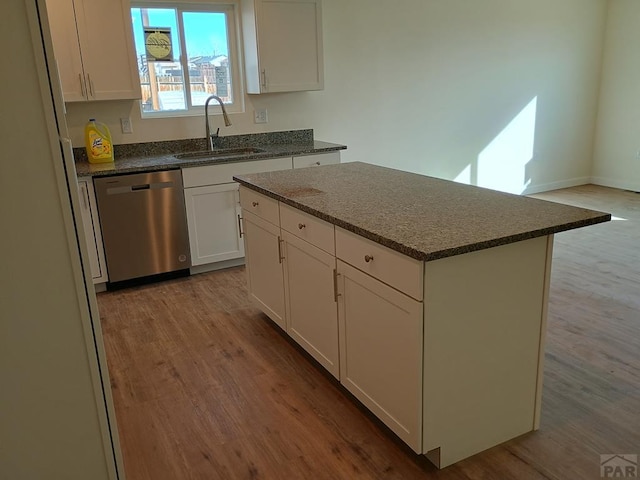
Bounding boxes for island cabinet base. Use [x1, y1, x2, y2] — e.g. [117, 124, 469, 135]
[239, 186, 555, 469]
[337, 260, 424, 452]
[242, 210, 287, 330]
[422, 234, 553, 468]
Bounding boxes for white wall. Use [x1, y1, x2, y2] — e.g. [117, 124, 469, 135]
[592, 0, 640, 191]
[65, 0, 608, 194]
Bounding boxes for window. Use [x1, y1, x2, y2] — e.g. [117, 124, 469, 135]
[130, 2, 242, 117]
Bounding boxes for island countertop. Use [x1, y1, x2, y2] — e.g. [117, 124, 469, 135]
[233, 161, 611, 261]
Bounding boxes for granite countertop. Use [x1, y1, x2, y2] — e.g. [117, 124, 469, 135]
[233, 162, 611, 262]
[74, 129, 346, 178]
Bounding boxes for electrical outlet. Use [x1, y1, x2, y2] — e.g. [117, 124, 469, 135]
[254, 109, 268, 124]
[120, 117, 133, 134]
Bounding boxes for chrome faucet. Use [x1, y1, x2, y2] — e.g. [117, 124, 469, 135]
[204, 94, 232, 150]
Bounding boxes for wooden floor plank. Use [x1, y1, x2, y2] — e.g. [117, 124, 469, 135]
[99, 184, 640, 479]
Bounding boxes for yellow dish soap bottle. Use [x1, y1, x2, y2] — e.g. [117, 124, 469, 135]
[85, 119, 114, 164]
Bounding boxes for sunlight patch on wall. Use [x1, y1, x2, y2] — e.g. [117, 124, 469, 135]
[477, 97, 537, 194]
[454, 164, 472, 184]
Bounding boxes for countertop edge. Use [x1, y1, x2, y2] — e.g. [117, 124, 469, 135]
[76, 142, 347, 178]
[233, 178, 612, 262]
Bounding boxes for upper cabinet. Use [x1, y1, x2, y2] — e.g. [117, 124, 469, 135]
[242, 0, 324, 94]
[46, 0, 140, 102]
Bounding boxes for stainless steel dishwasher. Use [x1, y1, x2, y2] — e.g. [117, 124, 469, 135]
[94, 169, 191, 283]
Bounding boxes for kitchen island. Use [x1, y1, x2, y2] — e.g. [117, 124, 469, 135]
[233, 162, 610, 468]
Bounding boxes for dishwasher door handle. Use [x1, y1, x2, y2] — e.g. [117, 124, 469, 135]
[106, 181, 176, 195]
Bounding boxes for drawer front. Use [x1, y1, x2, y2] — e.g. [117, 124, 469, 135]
[335, 227, 423, 301]
[182, 156, 292, 188]
[280, 203, 335, 254]
[292, 151, 340, 169]
[240, 186, 280, 226]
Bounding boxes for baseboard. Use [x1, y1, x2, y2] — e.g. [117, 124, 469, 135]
[190, 257, 245, 275]
[590, 176, 640, 193]
[522, 177, 591, 195]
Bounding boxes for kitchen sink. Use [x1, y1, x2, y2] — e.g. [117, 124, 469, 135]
[175, 147, 265, 160]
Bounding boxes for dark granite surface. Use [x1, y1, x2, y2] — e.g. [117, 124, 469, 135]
[74, 129, 345, 178]
[233, 162, 611, 262]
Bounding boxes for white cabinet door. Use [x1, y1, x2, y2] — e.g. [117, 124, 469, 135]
[292, 151, 340, 169]
[184, 183, 244, 266]
[242, 211, 286, 329]
[77, 178, 108, 283]
[45, 0, 86, 102]
[243, 0, 323, 93]
[46, 0, 140, 101]
[337, 259, 423, 452]
[283, 231, 339, 378]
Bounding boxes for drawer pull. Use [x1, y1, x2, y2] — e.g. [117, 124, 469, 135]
[314, 161, 321, 166]
[252, 201, 259, 207]
[364, 255, 374, 263]
[298, 223, 306, 230]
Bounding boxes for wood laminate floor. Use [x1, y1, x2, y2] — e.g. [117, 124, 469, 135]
[98, 184, 640, 480]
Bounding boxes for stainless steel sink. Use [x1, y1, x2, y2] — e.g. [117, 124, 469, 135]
[174, 147, 265, 160]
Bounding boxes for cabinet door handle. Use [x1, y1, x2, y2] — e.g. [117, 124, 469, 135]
[79, 183, 89, 210]
[277, 235, 284, 263]
[364, 255, 374, 263]
[333, 269, 341, 303]
[87, 74, 95, 98]
[298, 223, 305, 230]
[261, 69, 267, 88]
[252, 201, 259, 207]
[237, 215, 243, 238]
[79, 73, 87, 98]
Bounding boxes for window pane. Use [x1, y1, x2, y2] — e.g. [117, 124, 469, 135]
[182, 12, 233, 106]
[131, 7, 187, 112]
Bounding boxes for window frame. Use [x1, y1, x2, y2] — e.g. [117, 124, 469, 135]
[130, 0, 244, 119]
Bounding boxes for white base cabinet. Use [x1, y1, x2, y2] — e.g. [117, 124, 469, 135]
[239, 185, 554, 469]
[242, 211, 286, 329]
[337, 260, 423, 452]
[183, 153, 339, 271]
[182, 156, 292, 271]
[184, 183, 244, 266]
[77, 178, 108, 284]
[282, 231, 339, 378]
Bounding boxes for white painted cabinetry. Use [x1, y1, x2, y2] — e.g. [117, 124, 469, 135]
[77, 178, 108, 284]
[184, 183, 244, 266]
[292, 151, 340, 169]
[240, 190, 287, 329]
[183, 157, 291, 270]
[336, 261, 423, 452]
[240, 188, 423, 447]
[334, 226, 424, 452]
[45, 0, 140, 102]
[281, 205, 339, 378]
[242, 0, 324, 93]
[238, 181, 556, 469]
